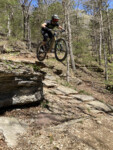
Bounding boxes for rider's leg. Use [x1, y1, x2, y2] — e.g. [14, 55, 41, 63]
[41, 30, 48, 45]
[48, 32, 55, 52]
[43, 33, 48, 45]
[40, 33, 48, 53]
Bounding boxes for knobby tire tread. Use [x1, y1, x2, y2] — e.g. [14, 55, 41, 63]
[55, 38, 67, 62]
[36, 42, 47, 61]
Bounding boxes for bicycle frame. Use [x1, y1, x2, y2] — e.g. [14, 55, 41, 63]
[47, 30, 61, 52]
[37, 30, 67, 62]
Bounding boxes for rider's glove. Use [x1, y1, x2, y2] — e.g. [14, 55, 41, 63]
[62, 29, 65, 32]
[45, 27, 52, 32]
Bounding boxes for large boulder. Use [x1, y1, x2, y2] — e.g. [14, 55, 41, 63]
[0, 60, 45, 108]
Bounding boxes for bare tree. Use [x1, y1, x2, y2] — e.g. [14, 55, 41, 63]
[62, 1, 70, 82]
[106, 3, 113, 57]
[5, 2, 14, 37]
[20, 0, 32, 49]
[98, 0, 108, 80]
[62, 0, 76, 79]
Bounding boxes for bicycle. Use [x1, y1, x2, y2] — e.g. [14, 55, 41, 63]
[36, 30, 67, 62]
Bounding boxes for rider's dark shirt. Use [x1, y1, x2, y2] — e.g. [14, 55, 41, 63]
[42, 20, 59, 31]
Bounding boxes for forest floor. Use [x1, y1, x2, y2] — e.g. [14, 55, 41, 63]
[0, 51, 113, 150]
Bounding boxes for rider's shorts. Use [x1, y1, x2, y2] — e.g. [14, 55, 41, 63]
[41, 29, 53, 41]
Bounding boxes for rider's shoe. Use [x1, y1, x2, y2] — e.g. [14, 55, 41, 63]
[40, 46, 44, 53]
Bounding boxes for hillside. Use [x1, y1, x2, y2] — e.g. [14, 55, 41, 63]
[0, 37, 113, 150]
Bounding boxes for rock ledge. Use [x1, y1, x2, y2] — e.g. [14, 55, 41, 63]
[0, 60, 44, 108]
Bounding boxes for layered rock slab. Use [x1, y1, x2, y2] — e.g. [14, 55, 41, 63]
[0, 60, 44, 108]
[0, 117, 27, 147]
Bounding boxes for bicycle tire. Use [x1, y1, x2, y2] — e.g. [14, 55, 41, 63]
[36, 42, 47, 61]
[55, 38, 67, 62]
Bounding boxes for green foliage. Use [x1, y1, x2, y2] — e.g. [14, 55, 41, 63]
[8, 35, 18, 41]
[30, 4, 46, 41]
[105, 80, 113, 93]
[41, 100, 49, 109]
[78, 90, 90, 95]
[0, 0, 22, 38]
[48, 2, 63, 20]
[61, 81, 73, 88]
[32, 64, 41, 72]
[73, 38, 89, 57]
[11, 10, 23, 38]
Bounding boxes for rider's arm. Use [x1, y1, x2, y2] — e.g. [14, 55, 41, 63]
[41, 23, 47, 28]
[58, 25, 65, 31]
[58, 25, 63, 30]
[41, 22, 51, 32]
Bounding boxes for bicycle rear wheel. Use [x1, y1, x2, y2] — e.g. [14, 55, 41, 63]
[55, 38, 67, 62]
[36, 42, 47, 61]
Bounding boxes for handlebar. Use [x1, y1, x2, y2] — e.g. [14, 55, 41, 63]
[52, 29, 65, 33]
[51, 29, 65, 37]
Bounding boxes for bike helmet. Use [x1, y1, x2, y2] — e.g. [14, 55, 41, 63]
[52, 14, 59, 22]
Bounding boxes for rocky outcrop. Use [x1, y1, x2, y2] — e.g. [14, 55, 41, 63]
[1, 60, 113, 150]
[0, 60, 44, 108]
[0, 117, 27, 147]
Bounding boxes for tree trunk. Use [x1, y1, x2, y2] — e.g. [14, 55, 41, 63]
[103, 40, 108, 81]
[106, 5, 113, 58]
[99, 5, 102, 66]
[62, 0, 76, 82]
[27, 15, 31, 50]
[21, 0, 32, 41]
[7, 14, 11, 37]
[67, 9, 76, 73]
[22, 5, 26, 39]
[63, 1, 70, 82]
[100, 1, 108, 81]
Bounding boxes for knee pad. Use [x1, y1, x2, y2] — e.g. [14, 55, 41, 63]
[45, 33, 49, 38]
[44, 33, 48, 41]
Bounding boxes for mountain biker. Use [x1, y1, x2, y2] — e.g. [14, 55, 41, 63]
[41, 14, 64, 45]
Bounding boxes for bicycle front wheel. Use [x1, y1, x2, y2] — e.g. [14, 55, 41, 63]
[36, 42, 47, 61]
[55, 38, 67, 62]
